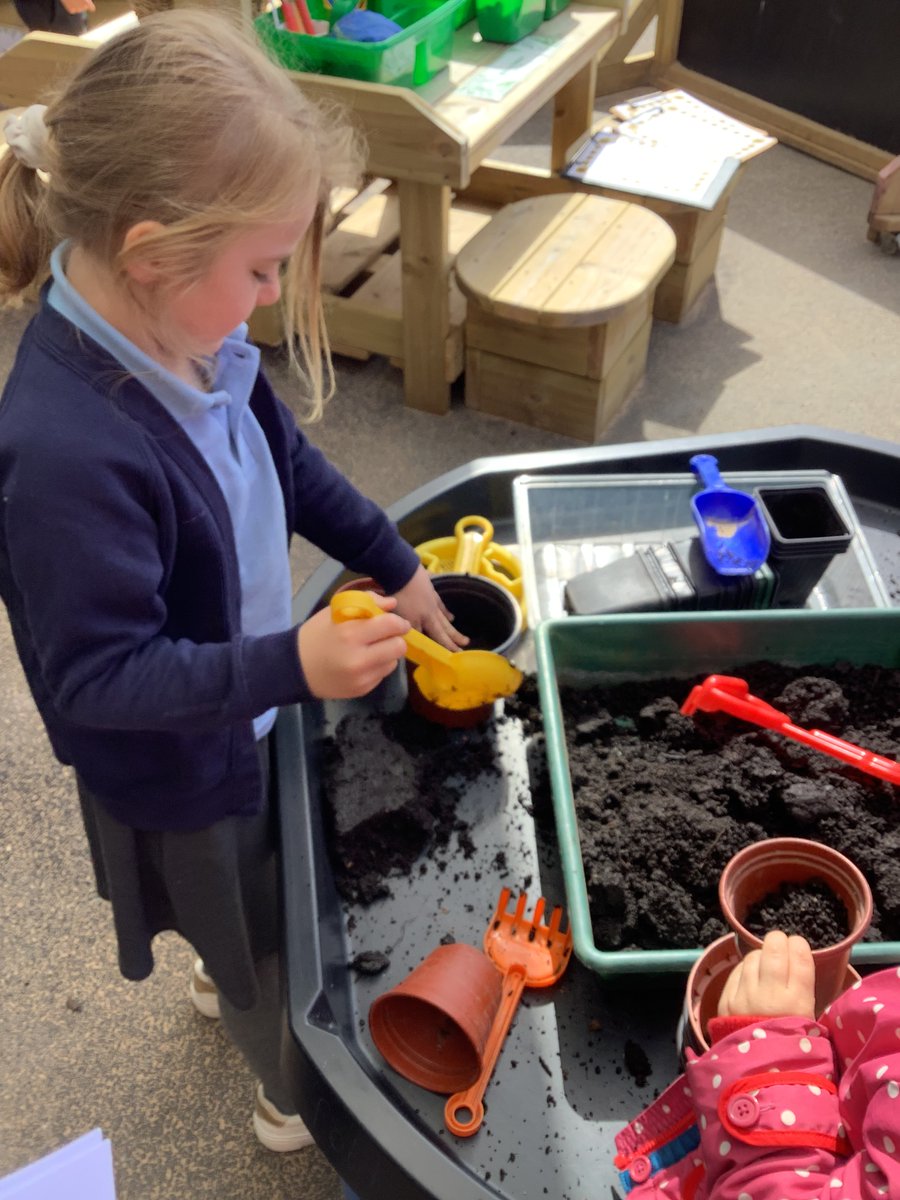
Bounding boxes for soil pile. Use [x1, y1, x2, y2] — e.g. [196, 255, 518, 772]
[744, 879, 849, 948]
[555, 662, 900, 952]
[322, 707, 499, 903]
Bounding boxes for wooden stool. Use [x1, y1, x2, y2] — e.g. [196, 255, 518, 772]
[455, 194, 676, 441]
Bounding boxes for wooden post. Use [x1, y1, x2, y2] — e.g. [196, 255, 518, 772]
[398, 180, 451, 414]
[551, 57, 597, 171]
[652, 0, 682, 73]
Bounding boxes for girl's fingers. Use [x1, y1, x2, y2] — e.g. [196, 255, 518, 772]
[758, 930, 791, 989]
[718, 962, 741, 1016]
[787, 935, 816, 1002]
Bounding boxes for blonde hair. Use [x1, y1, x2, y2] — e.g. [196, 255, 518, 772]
[0, 11, 363, 418]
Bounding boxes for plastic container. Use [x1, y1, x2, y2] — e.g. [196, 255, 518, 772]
[513, 471, 891, 623]
[755, 484, 853, 607]
[255, 0, 465, 87]
[369, 942, 503, 1092]
[431, 573, 522, 657]
[451, 0, 476, 25]
[279, 428, 900, 1200]
[475, 0, 544, 43]
[542, 0, 569, 19]
[719, 837, 873, 1016]
[534, 607, 900, 978]
[680, 934, 861, 1058]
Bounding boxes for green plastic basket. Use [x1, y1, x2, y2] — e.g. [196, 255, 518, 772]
[256, 0, 464, 87]
[452, 0, 476, 26]
[475, 0, 543, 43]
[534, 608, 900, 977]
[543, 0, 569, 18]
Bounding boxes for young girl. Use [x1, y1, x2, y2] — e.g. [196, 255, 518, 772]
[616, 932, 900, 1198]
[0, 11, 464, 1153]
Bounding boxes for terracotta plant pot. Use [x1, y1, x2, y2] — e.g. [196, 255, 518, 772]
[718, 837, 873, 1016]
[681, 933, 861, 1057]
[369, 942, 503, 1093]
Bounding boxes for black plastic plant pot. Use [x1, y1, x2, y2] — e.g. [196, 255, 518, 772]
[431, 573, 523, 657]
[754, 485, 853, 607]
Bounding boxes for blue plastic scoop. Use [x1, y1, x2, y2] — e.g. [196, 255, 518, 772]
[689, 454, 770, 576]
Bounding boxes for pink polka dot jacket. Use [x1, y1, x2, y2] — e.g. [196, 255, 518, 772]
[614, 966, 900, 1199]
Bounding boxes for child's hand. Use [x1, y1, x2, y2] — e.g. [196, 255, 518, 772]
[718, 930, 816, 1020]
[298, 595, 409, 699]
[393, 565, 469, 651]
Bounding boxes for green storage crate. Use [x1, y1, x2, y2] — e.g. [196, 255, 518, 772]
[534, 608, 900, 977]
[475, 0, 543, 43]
[452, 0, 476, 25]
[256, 0, 464, 88]
[543, 0, 569, 18]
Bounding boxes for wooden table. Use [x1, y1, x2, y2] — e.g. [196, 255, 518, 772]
[0, 2, 620, 414]
[290, 4, 622, 413]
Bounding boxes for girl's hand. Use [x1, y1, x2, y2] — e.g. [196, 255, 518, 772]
[718, 930, 816, 1020]
[61, 0, 96, 12]
[393, 565, 468, 651]
[298, 595, 409, 699]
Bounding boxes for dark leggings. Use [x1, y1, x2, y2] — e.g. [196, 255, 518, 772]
[13, 0, 88, 34]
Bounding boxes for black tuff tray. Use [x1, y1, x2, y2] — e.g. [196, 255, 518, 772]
[276, 426, 900, 1200]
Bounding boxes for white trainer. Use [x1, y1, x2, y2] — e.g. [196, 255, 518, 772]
[252, 1084, 315, 1152]
[189, 958, 221, 1020]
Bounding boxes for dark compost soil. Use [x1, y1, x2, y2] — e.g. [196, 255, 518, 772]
[321, 707, 501, 905]
[555, 661, 900, 951]
[321, 661, 900, 956]
[743, 879, 849, 948]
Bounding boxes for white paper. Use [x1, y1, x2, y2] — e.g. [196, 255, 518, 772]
[571, 132, 740, 209]
[0, 1131, 116, 1200]
[457, 34, 561, 102]
[610, 89, 777, 163]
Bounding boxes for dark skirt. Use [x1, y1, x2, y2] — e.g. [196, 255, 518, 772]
[77, 737, 279, 1011]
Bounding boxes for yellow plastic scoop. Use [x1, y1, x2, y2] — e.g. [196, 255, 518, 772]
[330, 590, 523, 711]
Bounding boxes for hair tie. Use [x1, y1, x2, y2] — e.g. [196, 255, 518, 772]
[3, 105, 50, 171]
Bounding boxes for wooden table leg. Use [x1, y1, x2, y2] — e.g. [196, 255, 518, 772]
[398, 179, 451, 414]
[550, 57, 597, 171]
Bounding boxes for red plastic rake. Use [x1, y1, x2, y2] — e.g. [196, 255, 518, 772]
[681, 674, 900, 786]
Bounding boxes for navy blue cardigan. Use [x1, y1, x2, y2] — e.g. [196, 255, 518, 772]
[0, 299, 419, 830]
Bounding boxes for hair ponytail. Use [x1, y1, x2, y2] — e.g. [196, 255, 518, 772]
[0, 135, 54, 303]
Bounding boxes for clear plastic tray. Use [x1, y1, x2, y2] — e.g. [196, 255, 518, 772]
[513, 470, 892, 623]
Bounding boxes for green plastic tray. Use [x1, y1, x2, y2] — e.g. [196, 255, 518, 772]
[256, 0, 464, 88]
[534, 607, 900, 977]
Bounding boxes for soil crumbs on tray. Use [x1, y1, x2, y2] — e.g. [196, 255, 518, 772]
[555, 662, 900, 952]
[321, 707, 501, 904]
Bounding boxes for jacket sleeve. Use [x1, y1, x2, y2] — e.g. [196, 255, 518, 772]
[686, 967, 900, 1200]
[285, 419, 420, 594]
[1, 431, 311, 733]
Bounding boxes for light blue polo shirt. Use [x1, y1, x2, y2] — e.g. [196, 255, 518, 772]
[48, 242, 291, 739]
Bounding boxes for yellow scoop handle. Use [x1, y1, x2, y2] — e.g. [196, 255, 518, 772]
[329, 590, 522, 710]
[452, 515, 494, 575]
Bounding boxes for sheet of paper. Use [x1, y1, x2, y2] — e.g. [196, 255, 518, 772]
[456, 34, 561, 102]
[568, 131, 740, 210]
[0, 1131, 116, 1200]
[610, 89, 777, 163]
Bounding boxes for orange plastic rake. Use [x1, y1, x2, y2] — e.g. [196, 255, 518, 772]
[444, 889, 573, 1137]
